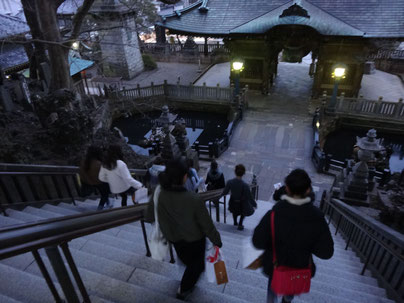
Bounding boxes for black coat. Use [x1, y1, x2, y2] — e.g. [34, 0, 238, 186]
[205, 169, 225, 191]
[222, 178, 257, 216]
[252, 195, 334, 277]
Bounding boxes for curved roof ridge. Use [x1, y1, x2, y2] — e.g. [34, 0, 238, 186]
[228, 0, 292, 32]
[230, 0, 365, 36]
[161, 0, 203, 20]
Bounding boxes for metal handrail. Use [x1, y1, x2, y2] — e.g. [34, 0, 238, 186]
[0, 183, 255, 302]
[321, 194, 404, 302]
[324, 198, 404, 263]
[0, 204, 147, 260]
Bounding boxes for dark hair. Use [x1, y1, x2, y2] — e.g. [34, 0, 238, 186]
[285, 169, 311, 197]
[84, 146, 103, 171]
[154, 157, 164, 166]
[186, 158, 194, 168]
[235, 164, 245, 177]
[103, 145, 124, 170]
[158, 159, 188, 190]
[211, 160, 218, 170]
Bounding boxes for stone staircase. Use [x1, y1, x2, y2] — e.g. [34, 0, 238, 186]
[0, 199, 395, 303]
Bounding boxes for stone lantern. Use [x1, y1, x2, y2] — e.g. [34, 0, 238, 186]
[342, 129, 384, 205]
[156, 105, 177, 126]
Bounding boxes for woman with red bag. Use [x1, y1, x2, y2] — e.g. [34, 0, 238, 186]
[252, 169, 334, 303]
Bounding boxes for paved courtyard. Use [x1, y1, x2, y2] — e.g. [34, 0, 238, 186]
[199, 62, 334, 201]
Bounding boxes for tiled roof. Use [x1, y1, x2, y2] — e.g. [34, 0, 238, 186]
[0, 43, 28, 71]
[158, 0, 404, 38]
[0, 13, 29, 39]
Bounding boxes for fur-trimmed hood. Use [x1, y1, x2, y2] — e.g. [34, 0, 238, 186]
[281, 194, 311, 206]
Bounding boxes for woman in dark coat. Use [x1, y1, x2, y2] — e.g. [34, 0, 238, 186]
[253, 169, 334, 303]
[79, 146, 111, 210]
[205, 160, 225, 191]
[222, 164, 256, 230]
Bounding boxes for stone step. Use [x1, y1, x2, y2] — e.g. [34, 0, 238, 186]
[0, 294, 23, 303]
[2, 206, 371, 280]
[40, 204, 78, 216]
[0, 263, 58, 303]
[25, 258, 181, 303]
[129, 268, 249, 303]
[0, 215, 24, 228]
[4, 209, 44, 224]
[80, 235, 383, 298]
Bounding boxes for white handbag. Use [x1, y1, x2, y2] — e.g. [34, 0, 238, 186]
[148, 186, 169, 261]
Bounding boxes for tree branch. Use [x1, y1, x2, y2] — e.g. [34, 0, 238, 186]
[70, 0, 96, 42]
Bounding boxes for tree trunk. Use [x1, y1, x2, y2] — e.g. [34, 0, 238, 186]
[21, 0, 48, 79]
[36, 0, 71, 91]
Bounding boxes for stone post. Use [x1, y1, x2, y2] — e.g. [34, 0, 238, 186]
[338, 92, 345, 111]
[204, 37, 208, 56]
[208, 142, 214, 158]
[137, 84, 141, 98]
[251, 174, 258, 200]
[216, 83, 220, 100]
[194, 141, 200, 156]
[202, 82, 207, 100]
[151, 81, 155, 96]
[163, 80, 168, 97]
[394, 98, 403, 118]
[375, 96, 383, 114]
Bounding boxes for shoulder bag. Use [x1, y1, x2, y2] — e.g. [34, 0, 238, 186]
[270, 211, 311, 295]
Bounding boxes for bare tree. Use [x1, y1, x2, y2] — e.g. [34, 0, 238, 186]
[20, 0, 180, 92]
[21, 0, 95, 91]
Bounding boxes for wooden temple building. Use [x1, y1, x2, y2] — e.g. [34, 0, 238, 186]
[156, 0, 404, 96]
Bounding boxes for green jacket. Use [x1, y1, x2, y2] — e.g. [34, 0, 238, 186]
[145, 186, 222, 247]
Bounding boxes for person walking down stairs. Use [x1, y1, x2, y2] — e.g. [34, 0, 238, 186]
[79, 145, 111, 210]
[222, 164, 257, 231]
[99, 145, 144, 207]
[253, 169, 334, 303]
[205, 160, 225, 191]
[146, 159, 222, 300]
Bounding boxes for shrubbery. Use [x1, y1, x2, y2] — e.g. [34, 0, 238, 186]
[142, 54, 157, 70]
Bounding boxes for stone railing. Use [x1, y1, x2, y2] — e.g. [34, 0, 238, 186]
[141, 42, 229, 55]
[326, 93, 404, 121]
[107, 81, 234, 103]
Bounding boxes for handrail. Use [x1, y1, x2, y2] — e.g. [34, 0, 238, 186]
[325, 198, 404, 261]
[0, 205, 146, 260]
[0, 185, 256, 259]
[0, 163, 148, 176]
[0, 181, 258, 301]
[321, 194, 404, 302]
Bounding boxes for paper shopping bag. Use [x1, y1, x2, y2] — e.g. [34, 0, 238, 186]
[214, 260, 228, 285]
[246, 254, 263, 270]
[134, 187, 149, 203]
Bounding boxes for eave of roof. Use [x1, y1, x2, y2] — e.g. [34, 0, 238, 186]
[157, 0, 404, 38]
[230, 0, 365, 37]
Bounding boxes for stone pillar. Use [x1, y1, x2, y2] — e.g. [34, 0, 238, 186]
[91, 1, 144, 80]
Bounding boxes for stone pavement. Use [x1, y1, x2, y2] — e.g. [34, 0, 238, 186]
[360, 69, 404, 102]
[199, 62, 334, 201]
[120, 62, 205, 88]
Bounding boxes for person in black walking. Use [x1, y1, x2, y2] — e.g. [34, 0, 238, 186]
[79, 146, 111, 210]
[205, 160, 225, 191]
[253, 169, 334, 303]
[145, 159, 222, 300]
[222, 164, 256, 230]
